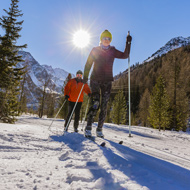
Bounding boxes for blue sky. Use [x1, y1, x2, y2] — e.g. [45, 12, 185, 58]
[0, 0, 190, 76]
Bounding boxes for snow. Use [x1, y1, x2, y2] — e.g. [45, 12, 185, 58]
[1, 115, 190, 190]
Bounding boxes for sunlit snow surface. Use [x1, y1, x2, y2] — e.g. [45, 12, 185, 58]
[0, 115, 190, 190]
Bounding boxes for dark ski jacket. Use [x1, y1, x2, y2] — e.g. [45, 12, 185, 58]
[83, 42, 131, 82]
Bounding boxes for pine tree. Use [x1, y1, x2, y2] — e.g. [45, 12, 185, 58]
[105, 98, 113, 123]
[38, 72, 51, 118]
[46, 94, 55, 118]
[131, 84, 140, 115]
[148, 76, 171, 131]
[110, 90, 127, 125]
[0, 0, 27, 123]
[166, 56, 189, 131]
[59, 73, 72, 119]
[139, 88, 151, 127]
[18, 62, 28, 114]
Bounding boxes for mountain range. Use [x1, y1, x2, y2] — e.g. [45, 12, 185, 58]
[17, 51, 74, 108]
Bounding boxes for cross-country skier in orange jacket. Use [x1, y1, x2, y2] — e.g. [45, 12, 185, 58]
[64, 70, 91, 132]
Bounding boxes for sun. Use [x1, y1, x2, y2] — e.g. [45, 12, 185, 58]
[73, 30, 90, 48]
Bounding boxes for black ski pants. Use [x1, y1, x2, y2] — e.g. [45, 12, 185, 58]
[64, 101, 82, 130]
[86, 80, 112, 131]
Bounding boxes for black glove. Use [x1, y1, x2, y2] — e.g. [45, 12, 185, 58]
[65, 95, 69, 100]
[83, 78, 88, 84]
[88, 93, 92, 97]
[126, 34, 132, 44]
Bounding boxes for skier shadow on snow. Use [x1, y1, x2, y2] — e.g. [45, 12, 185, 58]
[50, 133, 190, 189]
[102, 139, 190, 190]
[50, 134, 125, 189]
[50, 133, 91, 152]
[86, 161, 125, 190]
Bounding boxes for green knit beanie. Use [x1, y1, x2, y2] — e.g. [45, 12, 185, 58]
[76, 70, 83, 75]
[100, 30, 112, 42]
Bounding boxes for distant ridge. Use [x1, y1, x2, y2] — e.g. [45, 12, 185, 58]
[144, 36, 190, 63]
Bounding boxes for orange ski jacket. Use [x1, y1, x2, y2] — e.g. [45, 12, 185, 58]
[64, 78, 91, 102]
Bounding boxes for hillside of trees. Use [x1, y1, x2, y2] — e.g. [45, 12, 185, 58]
[109, 45, 190, 131]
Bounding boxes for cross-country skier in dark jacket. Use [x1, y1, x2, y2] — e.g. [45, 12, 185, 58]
[83, 30, 132, 137]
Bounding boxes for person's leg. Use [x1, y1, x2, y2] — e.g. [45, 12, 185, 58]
[85, 80, 100, 131]
[97, 81, 112, 132]
[64, 101, 75, 131]
[73, 102, 82, 132]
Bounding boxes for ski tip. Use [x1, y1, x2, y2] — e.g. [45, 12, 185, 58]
[100, 142, 106, 147]
[119, 141, 123, 145]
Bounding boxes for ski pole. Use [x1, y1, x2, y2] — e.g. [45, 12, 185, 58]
[81, 97, 90, 131]
[48, 99, 67, 131]
[64, 84, 85, 134]
[128, 31, 132, 137]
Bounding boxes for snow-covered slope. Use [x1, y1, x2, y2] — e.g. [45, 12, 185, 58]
[0, 115, 190, 190]
[144, 36, 190, 63]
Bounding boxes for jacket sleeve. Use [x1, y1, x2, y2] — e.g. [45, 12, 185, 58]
[83, 48, 94, 81]
[84, 84, 91, 95]
[114, 42, 131, 59]
[64, 80, 71, 96]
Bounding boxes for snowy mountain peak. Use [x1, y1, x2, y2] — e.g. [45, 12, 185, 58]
[17, 51, 74, 107]
[144, 36, 190, 63]
[42, 64, 74, 81]
[18, 51, 73, 92]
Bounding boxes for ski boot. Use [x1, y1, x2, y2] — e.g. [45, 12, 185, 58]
[74, 128, 78, 133]
[84, 126, 92, 137]
[96, 129, 104, 138]
[85, 129, 92, 137]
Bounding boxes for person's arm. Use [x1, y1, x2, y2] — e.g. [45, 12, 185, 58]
[114, 34, 132, 59]
[83, 48, 94, 83]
